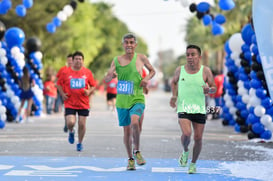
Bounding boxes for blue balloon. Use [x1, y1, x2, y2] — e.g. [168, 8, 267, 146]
[239, 73, 248, 81]
[234, 123, 241, 132]
[266, 106, 273, 116]
[15, 5, 27, 17]
[219, 0, 235, 11]
[250, 70, 257, 79]
[241, 24, 255, 45]
[252, 122, 264, 134]
[211, 22, 224, 35]
[256, 55, 261, 64]
[53, 17, 62, 27]
[4, 27, 25, 48]
[46, 23, 56, 33]
[0, 120, 5, 129]
[215, 14, 226, 24]
[261, 97, 272, 109]
[241, 44, 250, 52]
[236, 102, 246, 111]
[260, 130, 272, 140]
[244, 51, 252, 61]
[0, 0, 12, 15]
[247, 113, 259, 124]
[202, 14, 212, 26]
[256, 88, 267, 99]
[197, 2, 210, 13]
[251, 34, 257, 44]
[23, 0, 33, 9]
[243, 81, 251, 90]
[251, 44, 259, 55]
[250, 79, 262, 89]
[240, 109, 249, 119]
[224, 41, 232, 54]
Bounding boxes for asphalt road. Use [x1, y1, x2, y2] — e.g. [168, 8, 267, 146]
[0, 89, 270, 160]
[0, 89, 272, 181]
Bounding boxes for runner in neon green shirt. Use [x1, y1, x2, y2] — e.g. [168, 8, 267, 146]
[104, 33, 155, 170]
[170, 45, 216, 174]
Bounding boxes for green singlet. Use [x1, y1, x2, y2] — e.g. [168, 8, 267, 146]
[114, 53, 145, 109]
[177, 65, 206, 114]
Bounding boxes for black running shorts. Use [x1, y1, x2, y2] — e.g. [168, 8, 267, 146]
[65, 108, 89, 116]
[178, 112, 206, 124]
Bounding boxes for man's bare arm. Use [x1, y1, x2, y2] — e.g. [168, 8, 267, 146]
[104, 60, 116, 83]
[170, 67, 180, 108]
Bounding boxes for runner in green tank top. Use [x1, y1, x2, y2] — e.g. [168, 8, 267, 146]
[104, 33, 155, 170]
[170, 45, 216, 174]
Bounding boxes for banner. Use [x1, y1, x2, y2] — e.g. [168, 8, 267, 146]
[253, 0, 273, 100]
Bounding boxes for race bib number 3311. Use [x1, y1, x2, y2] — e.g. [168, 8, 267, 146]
[70, 78, 85, 89]
[117, 80, 133, 95]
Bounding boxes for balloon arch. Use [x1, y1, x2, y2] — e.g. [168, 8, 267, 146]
[0, 0, 84, 128]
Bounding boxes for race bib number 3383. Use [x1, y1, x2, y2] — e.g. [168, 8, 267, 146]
[117, 80, 133, 95]
[70, 78, 85, 89]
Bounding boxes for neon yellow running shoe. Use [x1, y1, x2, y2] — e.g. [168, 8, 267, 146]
[127, 158, 136, 170]
[178, 151, 189, 167]
[133, 151, 146, 165]
[188, 163, 196, 174]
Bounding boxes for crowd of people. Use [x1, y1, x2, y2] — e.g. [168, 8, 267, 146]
[14, 33, 224, 174]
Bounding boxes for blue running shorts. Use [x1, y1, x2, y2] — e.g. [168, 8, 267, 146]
[117, 103, 145, 126]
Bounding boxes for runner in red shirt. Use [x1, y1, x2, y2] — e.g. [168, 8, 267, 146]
[139, 68, 148, 132]
[104, 77, 118, 111]
[57, 51, 96, 152]
[56, 54, 73, 132]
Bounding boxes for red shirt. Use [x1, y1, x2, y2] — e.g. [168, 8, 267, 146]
[43, 81, 57, 98]
[211, 74, 224, 98]
[56, 66, 68, 79]
[142, 68, 147, 78]
[57, 67, 96, 109]
[105, 78, 118, 94]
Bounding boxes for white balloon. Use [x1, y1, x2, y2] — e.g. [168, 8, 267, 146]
[254, 105, 266, 117]
[267, 123, 273, 132]
[231, 51, 240, 60]
[180, 0, 190, 7]
[0, 113, 7, 121]
[63, 5, 74, 17]
[34, 51, 43, 60]
[238, 87, 248, 96]
[249, 95, 261, 107]
[0, 56, 8, 65]
[260, 114, 272, 127]
[229, 33, 244, 53]
[57, 11, 68, 21]
[249, 88, 256, 96]
[0, 106, 6, 114]
[242, 94, 250, 104]
[229, 106, 237, 115]
[11, 47, 20, 55]
[237, 80, 244, 88]
[0, 48, 6, 57]
[225, 100, 234, 108]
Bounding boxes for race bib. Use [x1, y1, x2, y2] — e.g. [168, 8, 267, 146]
[109, 82, 117, 88]
[117, 80, 133, 95]
[70, 78, 85, 89]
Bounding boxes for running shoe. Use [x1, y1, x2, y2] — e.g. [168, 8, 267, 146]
[77, 143, 83, 151]
[188, 163, 196, 174]
[178, 151, 189, 167]
[133, 151, 146, 165]
[68, 130, 75, 144]
[127, 158, 136, 170]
